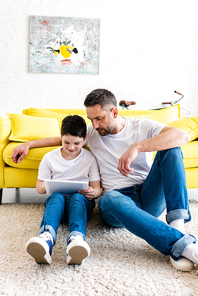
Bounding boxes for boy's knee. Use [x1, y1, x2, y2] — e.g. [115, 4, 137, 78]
[45, 193, 65, 207]
[69, 193, 86, 203]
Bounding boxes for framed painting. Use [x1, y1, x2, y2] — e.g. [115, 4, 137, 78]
[29, 15, 100, 74]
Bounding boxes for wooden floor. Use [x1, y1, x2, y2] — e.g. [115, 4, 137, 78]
[1, 188, 198, 204]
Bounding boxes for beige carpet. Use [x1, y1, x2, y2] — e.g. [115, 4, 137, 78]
[0, 201, 198, 296]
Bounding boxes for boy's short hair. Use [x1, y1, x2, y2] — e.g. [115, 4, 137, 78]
[61, 115, 87, 138]
[84, 89, 117, 109]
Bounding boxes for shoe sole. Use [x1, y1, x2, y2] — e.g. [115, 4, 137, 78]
[26, 239, 51, 264]
[67, 245, 89, 265]
[170, 256, 194, 272]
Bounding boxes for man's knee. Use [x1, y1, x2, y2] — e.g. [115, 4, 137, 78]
[158, 147, 183, 160]
[99, 191, 114, 205]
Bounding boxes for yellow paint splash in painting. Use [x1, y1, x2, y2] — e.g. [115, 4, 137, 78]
[59, 45, 73, 58]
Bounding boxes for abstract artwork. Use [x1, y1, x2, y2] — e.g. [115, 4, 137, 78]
[29, 15, 100, 74]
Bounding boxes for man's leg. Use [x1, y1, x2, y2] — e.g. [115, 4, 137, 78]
[66, 193, 94, 264]
[140, 147, 193, 270]
[141, 148, 190, 226]
[99, 190, 195, 260]
[26, 193, 66, 264]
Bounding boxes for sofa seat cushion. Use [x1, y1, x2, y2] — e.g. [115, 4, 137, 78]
[4, 140, 198, 171]
[3, 142, 61, 169]
[181, 140, 198, 168]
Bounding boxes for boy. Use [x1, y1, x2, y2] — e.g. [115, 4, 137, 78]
[26, 115, 101, 265]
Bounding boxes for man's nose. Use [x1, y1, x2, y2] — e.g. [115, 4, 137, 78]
[92, 120, 99, 130]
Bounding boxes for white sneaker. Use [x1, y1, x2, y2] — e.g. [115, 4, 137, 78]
[66, 235, 90, 265]
[170, 256, 194, 272]
[26, 232, 53, 264]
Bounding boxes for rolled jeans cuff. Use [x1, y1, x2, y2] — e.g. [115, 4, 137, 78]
[171, 234, 196, 260]
[67, 231, 85, 243]
[166, 209, 191, 224]
[39, 225, 57, 245]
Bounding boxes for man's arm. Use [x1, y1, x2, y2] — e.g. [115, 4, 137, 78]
[118, 126, 190, 177]
[12, 137, 62, 164]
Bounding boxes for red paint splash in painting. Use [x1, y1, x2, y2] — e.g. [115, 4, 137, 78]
[41, 20, 49, 26]
[61, 59, 72, 66]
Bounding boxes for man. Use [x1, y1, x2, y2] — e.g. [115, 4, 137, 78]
[12, 89, 198, 271]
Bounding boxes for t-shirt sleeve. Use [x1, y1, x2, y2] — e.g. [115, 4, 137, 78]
[37, 155, 52, 181]
[139, 118, 166, 139]
[88, 156, 100, 183]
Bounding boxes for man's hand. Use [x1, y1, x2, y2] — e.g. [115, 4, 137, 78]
[118, 145, 139, 177]
[12, 142, 30, 164]
[78, 187, 96, 200]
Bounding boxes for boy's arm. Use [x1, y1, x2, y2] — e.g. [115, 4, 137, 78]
[12, 137, 62, 164]
[36, 179, 47, 194]
[78, 180, 101, 201]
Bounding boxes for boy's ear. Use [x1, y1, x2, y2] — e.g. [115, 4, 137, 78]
[60, 132, 62, 139]
[83, 134, 88, 141]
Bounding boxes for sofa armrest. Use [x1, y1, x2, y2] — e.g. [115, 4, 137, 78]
[0, 116, 11, 187]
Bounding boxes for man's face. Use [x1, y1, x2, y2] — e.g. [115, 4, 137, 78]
[86, 104, 116, 136]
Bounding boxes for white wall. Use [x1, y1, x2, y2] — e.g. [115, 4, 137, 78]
[1, 0, 198, 117]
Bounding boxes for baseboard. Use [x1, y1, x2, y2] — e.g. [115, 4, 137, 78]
[188, 188, 198, 202]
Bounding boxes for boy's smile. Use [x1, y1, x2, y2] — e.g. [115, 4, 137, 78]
[61, 134, 85, 160]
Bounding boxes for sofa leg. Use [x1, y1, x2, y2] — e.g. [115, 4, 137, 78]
[0, 188, 3, 205]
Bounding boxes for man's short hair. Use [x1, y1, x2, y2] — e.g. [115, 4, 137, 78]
[84, 89, 117, 109]
[61, 115, 86, 138]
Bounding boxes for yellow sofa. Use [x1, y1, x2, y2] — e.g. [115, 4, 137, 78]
[0, 104, 198, 204]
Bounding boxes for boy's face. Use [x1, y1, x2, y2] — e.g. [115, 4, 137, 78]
[61, 134, 85, 159]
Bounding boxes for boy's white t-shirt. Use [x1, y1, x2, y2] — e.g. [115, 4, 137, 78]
[85, 117, 166, 193]
[38, 147, 100, 184]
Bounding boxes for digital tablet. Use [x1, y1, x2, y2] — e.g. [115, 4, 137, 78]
[44, 179, 88, 195]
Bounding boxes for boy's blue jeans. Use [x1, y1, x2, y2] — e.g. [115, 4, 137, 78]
[99, 148, 196, 260]
[39, 193, 94, 244]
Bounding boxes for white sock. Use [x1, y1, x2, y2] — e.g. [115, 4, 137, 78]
[182, 243, 198, 265]
[169, 219, 185, 234]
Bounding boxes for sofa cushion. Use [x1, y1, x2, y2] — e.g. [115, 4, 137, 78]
[3, 142, 61, 169]
[27, 108, 92, 129]
[7, 113, 60, 142]
[181, 141, 198, 168]
[168, 116, 198, 141]
[24, 104, 180, 127]
[120, 104, 180, 124]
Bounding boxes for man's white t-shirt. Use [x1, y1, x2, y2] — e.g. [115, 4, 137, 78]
[85, 117, 165, 193]
[38, 147, 100, 184]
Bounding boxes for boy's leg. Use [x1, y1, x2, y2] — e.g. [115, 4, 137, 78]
[26, 193, 66, 264]
[66, 193, 94, 265]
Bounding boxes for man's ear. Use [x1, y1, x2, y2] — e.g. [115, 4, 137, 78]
[111, 107, 119, 119]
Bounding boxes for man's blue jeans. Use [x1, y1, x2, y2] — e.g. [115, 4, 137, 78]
[39, 193, 94, 244]
[99, 148, 196, 260]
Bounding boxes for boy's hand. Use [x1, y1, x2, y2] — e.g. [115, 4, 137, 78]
[78, 187, 96, 200]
